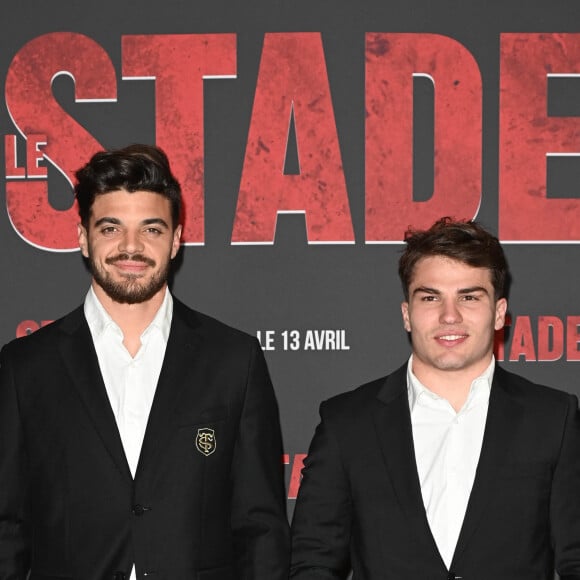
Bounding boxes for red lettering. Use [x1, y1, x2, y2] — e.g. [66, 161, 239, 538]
[287, 453, 306, 500]
[365, 33, 482, 241]
[567, 316, 580, 361]
[122, 34, 237, 245]
[5, 32, 116, 250]
[26, 134, 47, 178]
[16, 320, 39, 338]
[508, 316, 536, 361]
[15, 319, 53, 338]
[4, 135, 25, 178]
[232, 33, 354, 244]
[537, 315, 564, 361]
[500, 34, 580, 241]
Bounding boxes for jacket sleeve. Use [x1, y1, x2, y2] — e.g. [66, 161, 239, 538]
[0, 345, 31, 579]
[290, 401, 352, 580]
[230, 339, 290, 580]
[552, 393, 580, 579]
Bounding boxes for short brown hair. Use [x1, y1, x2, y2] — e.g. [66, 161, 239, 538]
[398, 217, 508, 301]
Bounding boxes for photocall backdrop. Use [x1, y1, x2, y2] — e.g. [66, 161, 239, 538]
[1, 0, 580, 520]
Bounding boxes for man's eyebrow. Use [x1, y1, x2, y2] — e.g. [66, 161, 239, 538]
[94, 217, 121, 227]
[411, 285, 490, 296]
[93, 217, 170, 228]
[458, 286, 489, 295]
[412, 286, 440, 296]
[142, 218, 170, 228]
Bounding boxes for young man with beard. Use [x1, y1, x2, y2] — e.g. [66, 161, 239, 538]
[290, 218, 580, 580]
[0, 144, 290, 580]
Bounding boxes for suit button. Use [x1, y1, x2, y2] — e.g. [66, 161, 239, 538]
[447, 573, 459, 580]
[132, 504, 145, 516]
[113, 573, 126, 580]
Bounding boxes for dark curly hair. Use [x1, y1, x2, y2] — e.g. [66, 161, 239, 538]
[74, 144, 182, 228]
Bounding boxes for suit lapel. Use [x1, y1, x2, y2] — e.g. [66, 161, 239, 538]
[373, 365, 445, 567]
[451, 365, 524, 564]
[58, 306, 132, 480]
[134, 299, 203, 481]
[372, 364, 525, 570]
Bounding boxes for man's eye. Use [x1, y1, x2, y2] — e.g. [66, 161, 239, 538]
[420, 295, 437, 301]
[101, 226, 118, 234]
[145, 228, 162, 235]
[461, 295, 478, 301]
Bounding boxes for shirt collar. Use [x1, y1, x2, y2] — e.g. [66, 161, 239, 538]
[407, 354, 495, 412]
[84, 285, 173, 343]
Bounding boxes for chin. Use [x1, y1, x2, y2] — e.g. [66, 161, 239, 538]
[432, 357, 472, 371]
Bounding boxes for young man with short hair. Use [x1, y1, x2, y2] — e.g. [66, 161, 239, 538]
[291, 217, 580, 580]
[0, 144, 290, 580]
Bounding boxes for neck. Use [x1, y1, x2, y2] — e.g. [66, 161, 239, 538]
[411, 355, 493, 412]
[92, 282, 167, 356]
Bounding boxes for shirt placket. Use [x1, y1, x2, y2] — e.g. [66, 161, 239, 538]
[445, 409, 463, 561]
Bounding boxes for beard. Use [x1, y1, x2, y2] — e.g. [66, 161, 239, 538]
[89, 253, 170, 305]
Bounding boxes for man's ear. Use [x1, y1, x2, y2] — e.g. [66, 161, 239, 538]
[401, 302, 411, 332]
[171, 224, 182, 259]
[494, 297, 508, 331]
[78, 224, 89, 258]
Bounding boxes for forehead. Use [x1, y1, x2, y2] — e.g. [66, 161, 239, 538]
[410, 255, 493, 289]
[89, 189, 171, 222]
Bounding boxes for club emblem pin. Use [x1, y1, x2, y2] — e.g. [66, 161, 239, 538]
[196, 427, 216, 457]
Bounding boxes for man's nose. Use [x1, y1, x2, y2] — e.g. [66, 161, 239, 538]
[118, 230, 144, 254]
[439, 299, 462, 324]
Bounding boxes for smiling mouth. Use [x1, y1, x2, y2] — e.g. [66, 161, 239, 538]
[114, 261, 150, 273]
[434, 333, 469, 347]
[106, 254, 156, 268]
[438, 334, 467, 341]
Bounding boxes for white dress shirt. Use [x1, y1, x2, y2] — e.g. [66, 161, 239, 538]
[407, 356, 494, 569]
[84, 286, 172, 580]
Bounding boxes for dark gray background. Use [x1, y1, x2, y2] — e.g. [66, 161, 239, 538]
[1, 1, 579, 526]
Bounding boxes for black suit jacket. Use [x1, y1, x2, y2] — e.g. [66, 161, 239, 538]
[0, 298, 290, 580]
[291, 364, 580, 580]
